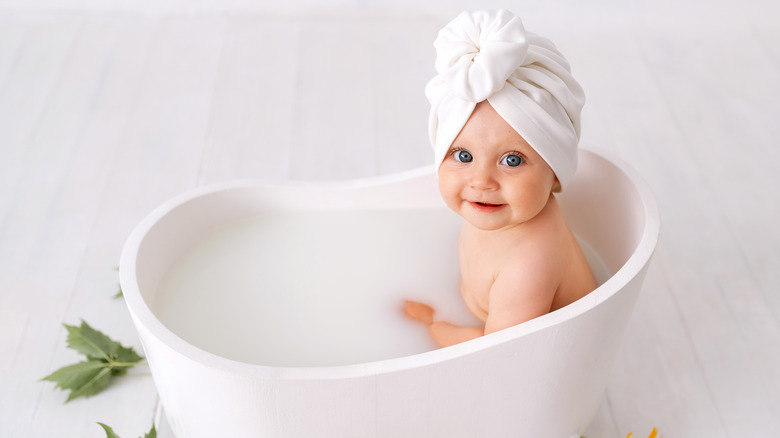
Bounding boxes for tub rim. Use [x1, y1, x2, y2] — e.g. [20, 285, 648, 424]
[119, 147, 660, 381]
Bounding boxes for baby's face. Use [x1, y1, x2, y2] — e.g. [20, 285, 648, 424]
[438, 101, 557, 232]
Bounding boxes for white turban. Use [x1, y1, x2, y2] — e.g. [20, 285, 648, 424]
[425, 9, 585, 189]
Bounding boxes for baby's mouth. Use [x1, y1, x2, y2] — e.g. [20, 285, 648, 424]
[469, 201, 506, 212]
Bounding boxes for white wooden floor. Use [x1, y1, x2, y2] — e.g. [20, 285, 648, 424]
[1, 1, 779, 437]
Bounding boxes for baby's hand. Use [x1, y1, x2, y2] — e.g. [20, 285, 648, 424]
[403, 300, 435, 325]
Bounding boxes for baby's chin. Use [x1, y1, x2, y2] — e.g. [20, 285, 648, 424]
[460, 215, 527, 233]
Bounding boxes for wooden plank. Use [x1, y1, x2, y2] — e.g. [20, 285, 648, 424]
[607, 251, 730, 437]
[0, 15, 161, 438]
[288, 18, 378, 181]
[56, 16, 228, 438]
[0, 14, 39, 397]
[0, 15, 82, 212]
[27, 16, 162, 438]
[583, 391, 619, 438]
[369, 15, 439, 175]
[1, 14, 228, 438]
[569, 19, 780, 436]
[0, 16, 26, 93]
[636, 21, 780, 436]
[751, 23, 780, 71]
[199, 16, 300, 184]
[0, 15, 85, 438]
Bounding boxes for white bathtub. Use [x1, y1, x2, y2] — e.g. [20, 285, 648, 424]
[120, 148, 660, 438]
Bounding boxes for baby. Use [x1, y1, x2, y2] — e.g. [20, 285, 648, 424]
[404, 10, 597, 347]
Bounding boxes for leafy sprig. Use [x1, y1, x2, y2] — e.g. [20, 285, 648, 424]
[98, 422, 156, 438]
[41, 320, 144, 402]
[113, 266, 123, 298]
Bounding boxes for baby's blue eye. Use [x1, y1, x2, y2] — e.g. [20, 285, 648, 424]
[501, 154, 523, 167]
[454, 150, 473, 163]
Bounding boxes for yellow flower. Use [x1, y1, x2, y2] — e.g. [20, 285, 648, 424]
[627, 427, 659, 438]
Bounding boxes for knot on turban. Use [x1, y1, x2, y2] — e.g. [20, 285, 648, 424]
[425, 9, 586, 189]
[435, 9, 528, 102]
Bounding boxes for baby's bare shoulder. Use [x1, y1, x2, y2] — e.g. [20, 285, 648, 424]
[504, 243, 565, 281]
[508, 221, 569, 261]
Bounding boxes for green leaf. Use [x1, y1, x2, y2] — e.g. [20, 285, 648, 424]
[115, 342, 143, 364]
[143, 424, 157, 438]
[64, 321, 119, 361]
[63, 321, 143, 364]
[41, 360, 112, 401]
[113, 266, 124, 299]
[97, 422, 121, 438]
[96, 422, 156, 438]
[41, 321, 144, 402]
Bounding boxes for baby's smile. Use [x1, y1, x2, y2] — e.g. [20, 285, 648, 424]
[469, 201, 506, 212]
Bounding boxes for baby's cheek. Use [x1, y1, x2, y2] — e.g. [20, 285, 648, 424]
[437, 177, 458, 206]
[440, 189, 463, 213]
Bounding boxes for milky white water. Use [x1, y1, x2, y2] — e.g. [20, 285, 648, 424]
[154, 208, 608, 367]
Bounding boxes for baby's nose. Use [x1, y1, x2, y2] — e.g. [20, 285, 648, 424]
[468, 164, 499, 190]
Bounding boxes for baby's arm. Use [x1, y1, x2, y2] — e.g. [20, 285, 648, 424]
[482, 254, 560, 336]
[404, 300, 484, 347]
[429, 321, 484, 347]
[404, 251, 560, 347]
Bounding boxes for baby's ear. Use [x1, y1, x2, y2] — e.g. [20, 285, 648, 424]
[552, 177, 562, 193]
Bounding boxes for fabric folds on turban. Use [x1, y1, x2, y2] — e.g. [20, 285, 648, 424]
[425, 9, 586, 189]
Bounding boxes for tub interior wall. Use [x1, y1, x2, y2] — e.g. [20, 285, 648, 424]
[135, 171, 445, 311]
[135, 189, 262, 307]
[558, 152, 646, 274]
[150, 207, 612, 367]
